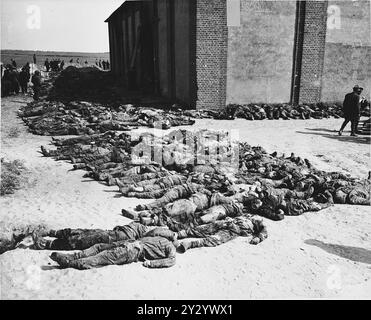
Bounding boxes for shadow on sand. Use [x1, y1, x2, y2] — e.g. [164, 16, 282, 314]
[41, 265, 61, 271]
[305, 239, 371, 264]
[297, 128, 370, 145]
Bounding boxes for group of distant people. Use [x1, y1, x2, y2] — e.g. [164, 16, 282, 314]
[1, 59, 42, 100]
[1, 53, 110, 100]
[44, 58, 65, 72]
[95, 59, 110, 70]
[64, 58, 109, 70]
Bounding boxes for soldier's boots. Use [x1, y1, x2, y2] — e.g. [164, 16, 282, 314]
[50, 252, 74, 268]
[177, 239, 204, 253]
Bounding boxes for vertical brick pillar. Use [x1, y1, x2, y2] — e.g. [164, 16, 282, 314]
[298, 0, 328, 104]
[196, 0, 228, 110]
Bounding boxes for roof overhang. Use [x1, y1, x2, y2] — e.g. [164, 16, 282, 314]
[105, 0, 151, 22]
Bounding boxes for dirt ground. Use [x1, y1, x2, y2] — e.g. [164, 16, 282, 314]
[1, 95, 370, 300]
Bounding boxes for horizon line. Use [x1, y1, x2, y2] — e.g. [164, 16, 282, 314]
[1, 49, 110, 54]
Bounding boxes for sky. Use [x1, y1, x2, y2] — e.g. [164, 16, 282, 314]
[1, 0, 124, 52]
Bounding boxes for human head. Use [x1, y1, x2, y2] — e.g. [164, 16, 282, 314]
[353, 85, 363, 95]
[234, 216, 254, 236]
[247, 196, 263, 210]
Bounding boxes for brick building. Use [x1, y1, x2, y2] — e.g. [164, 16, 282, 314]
[105, 0, 370, 109]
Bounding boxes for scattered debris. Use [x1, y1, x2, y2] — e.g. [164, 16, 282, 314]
[0, 158, 28, 196]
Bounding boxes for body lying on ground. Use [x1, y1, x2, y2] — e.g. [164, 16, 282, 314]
[32, 222, 156, 251]
[246, 192, 333, 221]
[49, 230, 178, 269]
[176, 216, 268, 252]
[32, 214, 267, 269]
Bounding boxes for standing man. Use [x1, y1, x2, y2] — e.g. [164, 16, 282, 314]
[1, 68, 12, 96]
[8, 67, 20, 94]
[338, 85, 364, 136]
[19, 67, 30, 94]
[33, 53, 37, 65]
[23, 62, 31, 74]
[11, 59, 17, 69]
[44, 58, 50, 72]
[31, 70, 42, 100]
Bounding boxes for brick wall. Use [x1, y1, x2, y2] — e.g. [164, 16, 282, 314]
[196, 0, 228, 110]
[321, 0, 371, 102]
[227, 0, 296, 104]
[299, 0, 328, 104]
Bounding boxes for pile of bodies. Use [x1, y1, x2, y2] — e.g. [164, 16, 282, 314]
[18, 100, 196, 135]
[191, 102, 370, 120]
[47, 66, 121, 101]
[19, 98, 371, 137]
[357, 117, 371, 135]
[1, 128, 370, 269]
[39, 129, 370, 223]
[4, 68, 371, 269]
[16, 65, 371, 139]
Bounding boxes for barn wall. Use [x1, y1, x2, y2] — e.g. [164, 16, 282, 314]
[156, 0, 171, 98]
[174, 0, 191, 105]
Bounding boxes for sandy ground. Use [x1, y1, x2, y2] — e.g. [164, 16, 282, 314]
[0, 95, 370, 300]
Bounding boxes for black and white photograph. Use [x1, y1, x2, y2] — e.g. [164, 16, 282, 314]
[0, 0, 370, 303]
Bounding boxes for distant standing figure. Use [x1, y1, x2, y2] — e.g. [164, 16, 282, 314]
[9, 67, 20, 94]
[338, 85, 364, 136]
[95, 59, 98, 66]
[106, 60, 110, 70]
[33, 53, 37, 65]
[45, 58, 50, 72]
[31, 70, 42, 100]
[1, 69, 12, 97]
[19, 69, 30, 94]
[20, 63, 31, 93]
[85, 60, 88, 65]
[102, 60, 106, 70]
[60, 60, 65, 70]
[23, 62, 31, 74]
[98, 59, 102, 68]
[70, 58, 73, 63]
[11, 59, 17, 69]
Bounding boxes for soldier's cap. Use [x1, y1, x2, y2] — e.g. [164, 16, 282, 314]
[353, 85, 363, 90]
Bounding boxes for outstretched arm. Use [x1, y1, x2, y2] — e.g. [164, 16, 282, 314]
[143, 228, 177, 241]
[178, 230, 237, 253]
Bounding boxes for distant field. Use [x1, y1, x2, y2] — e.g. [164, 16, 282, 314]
[1, 50, 109, 68]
